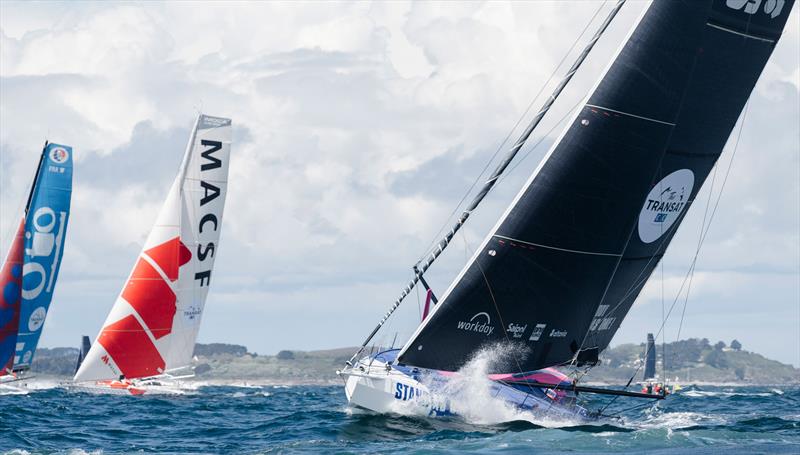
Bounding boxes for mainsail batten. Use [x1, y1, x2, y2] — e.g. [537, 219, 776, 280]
[398, 0, 795, 374]
[75, 115, 231, 382]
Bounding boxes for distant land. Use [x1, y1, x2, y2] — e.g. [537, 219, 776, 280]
[32, 338, 799, 385]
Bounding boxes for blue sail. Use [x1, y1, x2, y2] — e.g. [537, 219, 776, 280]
[14, 143, 73, 370]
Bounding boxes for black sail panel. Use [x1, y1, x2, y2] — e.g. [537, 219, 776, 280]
[583, 1, 794, 353]
[398, 0, 795, 374]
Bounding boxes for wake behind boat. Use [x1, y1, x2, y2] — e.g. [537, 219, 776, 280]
[72, 114, 232, 395]
[339, 0, 795, 422]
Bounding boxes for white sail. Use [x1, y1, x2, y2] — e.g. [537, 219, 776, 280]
[75, 115, 231, 382]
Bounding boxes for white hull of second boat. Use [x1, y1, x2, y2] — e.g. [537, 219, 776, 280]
[0, 374, 34, 395]
[339, 350, 596, 422]
[70, 374, 196, 396]
[341, 359, 453, 417]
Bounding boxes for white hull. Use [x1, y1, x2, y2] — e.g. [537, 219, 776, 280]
[0, 373, 33, 394]
[340, 351, 595, 422]
[70, 374, 195, 396]
[342, 360, 452, 417]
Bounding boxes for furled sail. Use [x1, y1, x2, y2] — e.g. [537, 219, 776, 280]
[398, 0, 795, 374]
[1, 143, 73, 374]
[75, 115, 231, 382]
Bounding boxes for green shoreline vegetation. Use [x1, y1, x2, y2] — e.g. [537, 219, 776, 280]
[31, 338, 799, 385]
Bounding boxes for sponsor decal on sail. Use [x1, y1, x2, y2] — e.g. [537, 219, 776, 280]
[194, 139, 224, 289]
[637, 169, 694, 244]
[529, 323, 547, 342]
[456, 312, 495, 336]
[49, 147, 69, 164]
[27, 307, 46, 332]
[726, 0, 786, 18]
[549, 329, 568, 338]
[507, 323, 527, 339]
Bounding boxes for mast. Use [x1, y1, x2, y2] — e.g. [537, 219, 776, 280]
[23, 142, 47, 215]
[348, 0, 627, 365]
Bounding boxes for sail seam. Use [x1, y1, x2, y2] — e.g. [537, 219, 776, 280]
[493, 235, 622, 257]
[585, 104, 675, 126]
[705, 22, 775, 43]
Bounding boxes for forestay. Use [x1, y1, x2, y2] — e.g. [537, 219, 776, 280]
[398, 0, 795, 374]
[75, 115, 231, 382]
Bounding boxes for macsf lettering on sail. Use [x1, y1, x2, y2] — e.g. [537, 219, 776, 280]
[73, 114, 232, 394]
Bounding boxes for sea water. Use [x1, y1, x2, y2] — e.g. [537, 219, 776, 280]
[1, 383, 798, 454]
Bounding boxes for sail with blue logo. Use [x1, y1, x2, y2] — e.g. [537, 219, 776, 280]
[397, 0, 796, 374]
[6, 143, 73, 373]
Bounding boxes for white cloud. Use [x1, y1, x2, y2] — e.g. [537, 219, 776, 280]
[1, 1, 797, 366]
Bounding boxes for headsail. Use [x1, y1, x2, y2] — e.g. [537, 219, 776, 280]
[398, 1, 795, 374]
[1, 143, 73, 374]
[74, 114, 231, 382]
[0, 221, 25, 375]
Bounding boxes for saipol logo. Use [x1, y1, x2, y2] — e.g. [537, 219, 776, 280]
[28, 307, 47, 331]
[49, 147, 69, 164]
[529, 323, 547, 341]
[638, 169, 694, 244]
[456, 312, 495, 336]
[507, 323, 527, 339]
[726, 0, 786, 18]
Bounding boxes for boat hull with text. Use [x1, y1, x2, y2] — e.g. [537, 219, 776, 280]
[341, 350, 595, 422]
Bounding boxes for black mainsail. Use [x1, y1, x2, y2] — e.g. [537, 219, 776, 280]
[397, 0, 795, 374]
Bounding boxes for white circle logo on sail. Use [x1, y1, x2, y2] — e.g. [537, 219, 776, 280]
[28, 306, 47, 331]
[638, 169, 694, 244]
[49, 147, 69, 164]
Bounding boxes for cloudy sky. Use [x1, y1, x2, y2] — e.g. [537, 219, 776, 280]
[1, 1, 798, 368]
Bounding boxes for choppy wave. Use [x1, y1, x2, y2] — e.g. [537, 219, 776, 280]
[1, 382, 798, 454]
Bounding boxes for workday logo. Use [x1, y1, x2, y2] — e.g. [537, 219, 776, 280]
[456, 312, 495, 336]
[726, 0, 786, 18]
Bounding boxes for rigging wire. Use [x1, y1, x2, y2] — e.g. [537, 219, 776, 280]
[415, 1, 610, 266]
[600, 99, 754, 415]
[346, 0, 626, 366]
[569, 3, 708, 364]
[603, 10, 759, 400]
[672, 162, 719, 366]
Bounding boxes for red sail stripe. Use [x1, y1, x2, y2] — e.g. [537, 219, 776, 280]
[121, 259, 176, 340]
[0, 220, 25, 375]
[144, 237, 192, 282]
[97, 314, 165, 379]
